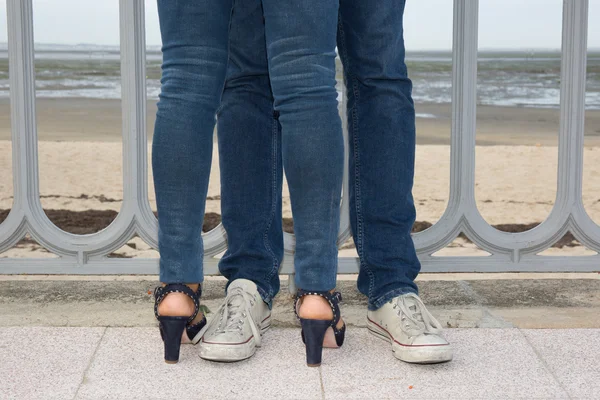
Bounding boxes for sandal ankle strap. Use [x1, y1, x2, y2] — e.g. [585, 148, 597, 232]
[294, 289, 343, 329]
[154, 283, 201, 324]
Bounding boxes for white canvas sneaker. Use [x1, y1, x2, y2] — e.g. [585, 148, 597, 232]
[199, 279, 271, 362]
[367, 293, 453, 364]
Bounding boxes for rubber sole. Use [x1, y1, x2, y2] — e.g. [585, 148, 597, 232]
[368, 321, 453, 364]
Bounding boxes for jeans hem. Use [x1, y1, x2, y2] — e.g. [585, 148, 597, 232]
[159, 272, 204, 285]
[295, 280, 337, 293]
[257, 285, 274, 310]
[368, 287, 417, 311]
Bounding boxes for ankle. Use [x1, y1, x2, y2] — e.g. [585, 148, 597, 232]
[298, 295, 334, 320]
[157, 283, 199, 317]
[157, 293, 195, 317]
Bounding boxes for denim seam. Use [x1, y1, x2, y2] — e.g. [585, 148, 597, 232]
[220, 2, 236, 104]
[261, 115, 281, 300]
[337, 16, 375, 299]
[329, 187, 339, 289]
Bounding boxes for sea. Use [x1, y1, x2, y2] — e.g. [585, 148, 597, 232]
[1, 43, 599, 112]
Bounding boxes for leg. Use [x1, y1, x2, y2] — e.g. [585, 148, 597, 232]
[338, 0, 452, 364]
[262, 0, 344, 293]
[217, 0, 283, 306]
[152, 0, 233, 358]
[337, 0, 420, 311]
[261, 0, 345, 366]
[199, 0, 280, 363]
[153, 0, 233, 285]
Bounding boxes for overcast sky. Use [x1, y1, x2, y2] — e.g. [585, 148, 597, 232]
[1, 0, 599, 50]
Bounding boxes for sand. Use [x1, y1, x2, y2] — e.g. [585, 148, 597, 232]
[2, 141, 600, 223]
[1, 98, 600, 258]
[2, 98, 600, 146]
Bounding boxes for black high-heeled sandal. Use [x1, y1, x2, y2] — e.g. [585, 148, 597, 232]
[294, 289, 346, 367]
[154, 284, 205, 363]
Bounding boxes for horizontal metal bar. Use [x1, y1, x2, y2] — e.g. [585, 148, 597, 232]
[1, 255, 597, 275]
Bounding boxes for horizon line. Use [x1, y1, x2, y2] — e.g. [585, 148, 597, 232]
[1, 42, 600, 52]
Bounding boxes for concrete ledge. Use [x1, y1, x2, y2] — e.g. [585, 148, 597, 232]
[1, 275, 598, 329]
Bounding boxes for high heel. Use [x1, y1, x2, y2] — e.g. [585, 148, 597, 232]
[154, 284, 201, 364]
[159, 317, 188, 363]
[295, 289, 346, 367]
[299, 319, 331, 366]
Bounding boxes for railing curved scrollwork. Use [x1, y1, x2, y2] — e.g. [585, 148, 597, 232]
[1, 0, 598, 281]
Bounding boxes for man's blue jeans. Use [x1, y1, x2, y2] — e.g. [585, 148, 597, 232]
[153, 0, 344, 292]
[219, 0, 420, 310]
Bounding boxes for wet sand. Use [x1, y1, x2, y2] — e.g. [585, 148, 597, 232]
[1, 98, 599, 146]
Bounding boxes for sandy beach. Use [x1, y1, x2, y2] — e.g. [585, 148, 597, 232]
[2, 98, 600, 145]
[1, 98, 600, 258]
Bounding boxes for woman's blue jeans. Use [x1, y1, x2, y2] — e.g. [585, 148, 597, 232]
[218, 0, 421, 310]
[153, 0, 344, 292]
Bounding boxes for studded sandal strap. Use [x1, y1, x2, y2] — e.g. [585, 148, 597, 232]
[294, 289, 342, 328]
[154, 283, 200, 324]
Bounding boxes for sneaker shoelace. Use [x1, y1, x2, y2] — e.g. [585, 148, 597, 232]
[209, 286, 261, 346]
[394, 293, 443, 337]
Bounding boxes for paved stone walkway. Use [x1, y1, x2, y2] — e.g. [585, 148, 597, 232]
[2, 327, 599, 399]
[2, 274, 599, 399]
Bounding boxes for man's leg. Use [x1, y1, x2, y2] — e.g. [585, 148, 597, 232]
[338, 0, 418, 309]
[337, 0, 452, 363]
[200, 0, 283, 362]
[217, 0, 283, 306]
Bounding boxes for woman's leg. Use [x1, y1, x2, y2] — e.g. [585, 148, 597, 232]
[262, 1, 345, 364]
[261, 0, 345, 350]
[261, 0, 344, 295]
[152, 0, 233, 312]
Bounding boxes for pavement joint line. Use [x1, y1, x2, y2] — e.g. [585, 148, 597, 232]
[72, 326, 107, 400]
[517, 328, 573, 399]
[456, 280, 514, 328]
[318, 367, 326, 400]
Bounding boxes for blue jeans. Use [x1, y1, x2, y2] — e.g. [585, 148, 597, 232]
[219, 0, 420, 310]
[153, 0, 344, 289]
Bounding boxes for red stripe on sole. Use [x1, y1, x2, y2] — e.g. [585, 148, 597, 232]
[202, 335, 254, 346]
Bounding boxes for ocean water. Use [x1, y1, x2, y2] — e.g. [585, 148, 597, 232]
[0, 44, 599, 111]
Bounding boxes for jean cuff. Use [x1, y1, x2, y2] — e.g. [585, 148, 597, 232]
[257, 285, 274, 310]
[368, 286, 418, 311]
[159, 273, 204, 285]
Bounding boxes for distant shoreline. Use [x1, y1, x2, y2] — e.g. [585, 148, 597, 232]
[4, 42, 600, 52]
[2, 46, 599, 109]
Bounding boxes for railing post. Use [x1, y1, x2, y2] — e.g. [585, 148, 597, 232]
[6, 0, 38, 223]
[556, 0, 588, 205]
[119, 0, 149, 218]
[287, 274, 297, 295]
[450, 0, 479, 216]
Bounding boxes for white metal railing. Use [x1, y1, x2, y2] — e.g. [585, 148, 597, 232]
[1, 0, 598, 281]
